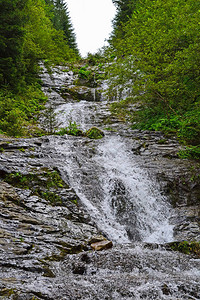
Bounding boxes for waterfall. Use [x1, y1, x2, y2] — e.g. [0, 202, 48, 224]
[43, 64, 174, 244]
[53, 132, 174, 244]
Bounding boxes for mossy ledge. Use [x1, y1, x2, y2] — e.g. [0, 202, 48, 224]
[2, 169, 78, 206]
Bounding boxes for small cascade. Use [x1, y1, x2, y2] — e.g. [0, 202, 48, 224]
[54, 101, 96, 131]
[92, 88, 96, 101]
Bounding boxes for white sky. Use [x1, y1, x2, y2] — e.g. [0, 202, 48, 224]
[64, 0, 116, 57]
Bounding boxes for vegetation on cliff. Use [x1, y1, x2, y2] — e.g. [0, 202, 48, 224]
[107, 0, 200, 158]
[0, 0, 78, 137]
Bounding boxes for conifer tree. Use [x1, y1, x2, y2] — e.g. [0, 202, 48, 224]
[45, 0, 78, 53]
[0, 0, 27, 89]
[111, 0, 137, 44]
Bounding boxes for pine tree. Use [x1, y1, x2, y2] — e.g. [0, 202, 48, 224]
[45, 0, 78, 53]
[0, 0, 27, 89]
[111, 0, 137, 44]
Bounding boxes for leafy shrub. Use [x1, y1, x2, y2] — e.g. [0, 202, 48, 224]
[57, 121, 83, 136]
[0, 86, 46, 137]
[106, 0, 200, 159]
[78, 65, 91, 79]
[178, 146, 200, 160]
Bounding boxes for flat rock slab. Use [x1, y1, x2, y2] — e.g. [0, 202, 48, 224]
[91, 240, 113, 251]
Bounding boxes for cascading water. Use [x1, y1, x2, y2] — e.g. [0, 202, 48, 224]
[94, 135, 174, 243]
[52, 131, 173, 244]
[43, 65, 174, 245]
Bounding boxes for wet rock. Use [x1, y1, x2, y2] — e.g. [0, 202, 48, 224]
[80, 253, 91, 264]
[0, 64, 199, 299]
[72, 262, 86, 275]
[0, 181, 19, 202]
[91, 240, 113, 251]
[61, 85, 101, 102]
[88, 235, 107, 244]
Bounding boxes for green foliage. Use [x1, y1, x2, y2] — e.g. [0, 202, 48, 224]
[23, 0, 77, 69]
[86, 51, 106, 66]
[0, 86, 46, 137]
[131, 107, 200, 146]
[170, 241, 200, 257]
[86, 127, 104, 139]
[78, 66, 91, 79]
[45, 0, 79, 54]
[57, 121, 83, 136]
[0, 0, 79, 137]
[42, 105, 58, 134]
[111, 0, 138, 45]
[0, 0, 27, 90]
[73, 62, 105, 87]
[178, 146, 200, 160]
[3, 169, 69, 206]
[107, 0, 200, 156]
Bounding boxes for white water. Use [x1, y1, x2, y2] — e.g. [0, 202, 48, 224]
[53, 131, 174, 244]
[35, 65, 200, 300]
[95, 135, 174, 243]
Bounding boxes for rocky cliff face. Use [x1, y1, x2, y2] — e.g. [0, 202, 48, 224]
[0, 65, 199, 299]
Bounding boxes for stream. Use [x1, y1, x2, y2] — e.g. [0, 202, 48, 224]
[0, 65, 199, 299]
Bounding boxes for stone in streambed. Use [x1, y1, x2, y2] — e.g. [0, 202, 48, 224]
[91, 240, 113, 251]
[88, 235, 107, 244]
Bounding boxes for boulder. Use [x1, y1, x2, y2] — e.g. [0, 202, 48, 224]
[91, 240, 113, 251]
[88, 235, 107, 245]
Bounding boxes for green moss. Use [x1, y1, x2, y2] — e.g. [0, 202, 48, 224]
[86, 127, 104, 139]
[169, 241, 200, 257]
[2, 169, 75, 206]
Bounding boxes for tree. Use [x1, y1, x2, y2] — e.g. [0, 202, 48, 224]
[0, 0, 27, 89]
[110, 0, 137, 46]
[107, 0, 200, 145]
[44, 0, 78, 53]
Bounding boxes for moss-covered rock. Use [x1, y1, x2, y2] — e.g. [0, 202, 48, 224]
[86, 127, 104, 139]
[168, 241, 200, 257]
[2, 169, 78, 206]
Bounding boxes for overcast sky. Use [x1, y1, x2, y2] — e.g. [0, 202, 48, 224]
[65, 0, 116, 57]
